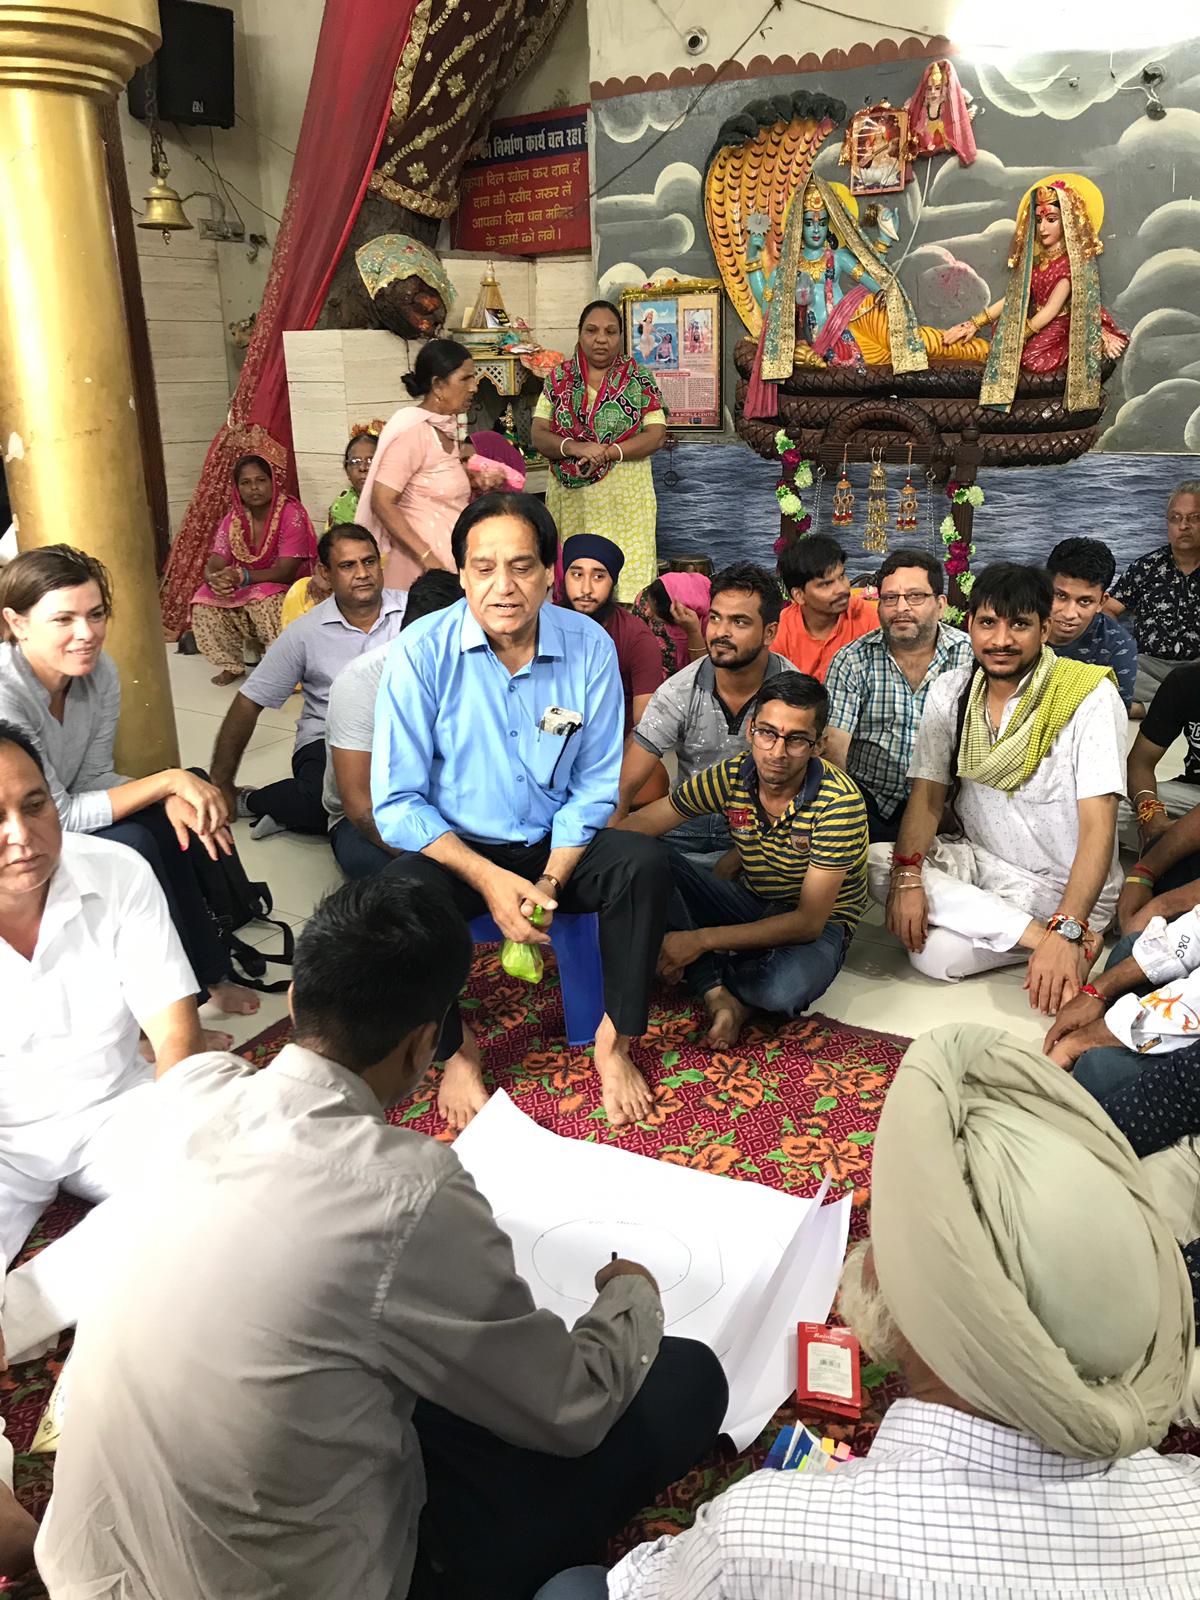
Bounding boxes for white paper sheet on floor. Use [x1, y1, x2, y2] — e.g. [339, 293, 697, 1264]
[452, 1090, 852, 1450]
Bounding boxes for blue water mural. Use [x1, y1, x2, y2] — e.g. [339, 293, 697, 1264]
[651, 447, 1200, 580]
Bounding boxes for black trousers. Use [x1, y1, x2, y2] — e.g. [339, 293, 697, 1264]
[384, 830, 671, 1058]
[247, 737, 328, 835]
[409, 1337, 727, 1600]
[99, 802, 228, 994]
[861, 784, 902, 845]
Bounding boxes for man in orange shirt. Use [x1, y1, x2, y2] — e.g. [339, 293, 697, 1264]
[774, 535, 879, 680]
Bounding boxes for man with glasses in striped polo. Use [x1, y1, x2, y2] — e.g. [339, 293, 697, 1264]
[617, 674, 867, 1048]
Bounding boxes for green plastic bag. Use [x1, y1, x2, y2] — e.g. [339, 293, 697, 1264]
[501, 903, 546, 984]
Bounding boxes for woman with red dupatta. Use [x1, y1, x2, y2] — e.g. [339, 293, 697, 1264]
[531, 300, 667, 604]
[191, 451, 317, 685]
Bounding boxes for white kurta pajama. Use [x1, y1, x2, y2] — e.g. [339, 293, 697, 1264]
[868, 663, 1127, 982]
[0, 833, 196, 1361]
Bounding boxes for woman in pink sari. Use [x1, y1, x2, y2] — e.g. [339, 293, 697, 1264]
[191, 454, 317, 685]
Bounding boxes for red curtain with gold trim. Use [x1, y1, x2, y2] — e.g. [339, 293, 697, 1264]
[159, 0, 420, 633]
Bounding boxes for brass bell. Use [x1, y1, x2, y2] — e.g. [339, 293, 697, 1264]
[138, 166, 192, 239]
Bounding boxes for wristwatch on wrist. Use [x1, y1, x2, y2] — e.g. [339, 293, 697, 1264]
[1046, 912, 1086, 945]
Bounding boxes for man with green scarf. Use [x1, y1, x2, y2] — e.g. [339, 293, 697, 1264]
[869, 563, 1126, 1013]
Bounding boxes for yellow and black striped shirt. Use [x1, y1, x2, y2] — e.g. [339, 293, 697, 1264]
[670, 754, 869, 929]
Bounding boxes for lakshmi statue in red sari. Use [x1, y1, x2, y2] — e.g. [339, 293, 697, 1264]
[941, 173, 1127, 415]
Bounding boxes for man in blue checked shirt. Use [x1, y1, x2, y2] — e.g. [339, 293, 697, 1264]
[372, 493, 671, 1132]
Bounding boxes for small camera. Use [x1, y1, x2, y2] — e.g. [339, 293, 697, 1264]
[685, 27, 708, 55]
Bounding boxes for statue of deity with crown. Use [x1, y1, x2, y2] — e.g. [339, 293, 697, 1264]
[941, 173, 1128, 413]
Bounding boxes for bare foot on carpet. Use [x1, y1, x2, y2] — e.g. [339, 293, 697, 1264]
[593, 1015, 653, 1127]
[702, 985, 751, 1049]
[210, 980, 261, 1017]
[0, 1482, 36, 1580]
[438, 1027, 489, 1131]
[201, 1027, 235, 1052]
[211, 669, 244, 686]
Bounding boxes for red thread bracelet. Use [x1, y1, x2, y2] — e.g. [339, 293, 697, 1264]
[1079, 984, 1104, 1002]
[892, 851, 924, 868]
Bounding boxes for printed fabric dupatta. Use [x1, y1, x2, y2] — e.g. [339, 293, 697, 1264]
[980, 180, 1103, 415]
[957, 649, 1116, 792]
[544, 351, 664, 490]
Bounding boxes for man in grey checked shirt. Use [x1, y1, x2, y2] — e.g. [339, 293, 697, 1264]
[823, 549, 973, 843]
[539, 1023, 1200, 1600]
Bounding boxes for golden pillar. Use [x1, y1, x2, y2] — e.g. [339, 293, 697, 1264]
[0, 0, 179, 774]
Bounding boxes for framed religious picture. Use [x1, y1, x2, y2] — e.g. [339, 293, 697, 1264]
[843, 104, 909, 197]
[620, 278, 723, 430]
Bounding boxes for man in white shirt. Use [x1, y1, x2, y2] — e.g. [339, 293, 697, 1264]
[870, 563, 1126, 1013]
[37, 873, 727, 1600]
[0, 719, 199, 1576]
[1044, 901, 1200, 1099]
[324, 569, 462, 879]
[563, 1023, 1199, 1600]
[0, 720, 201, 1362]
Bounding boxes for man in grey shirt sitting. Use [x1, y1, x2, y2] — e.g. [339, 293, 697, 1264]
[37, 875, 727, 1600]
[209, 524, 406, 837]
[324, 570, 462, 879]
[614, 562, 794, 858]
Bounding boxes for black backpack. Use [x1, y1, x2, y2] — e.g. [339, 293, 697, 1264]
[190, 831, 295, 994]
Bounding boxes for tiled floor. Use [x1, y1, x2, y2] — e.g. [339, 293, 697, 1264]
[171, 647, 1180, 1059]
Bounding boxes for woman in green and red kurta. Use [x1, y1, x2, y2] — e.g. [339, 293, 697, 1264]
[531, 299, 667, 604]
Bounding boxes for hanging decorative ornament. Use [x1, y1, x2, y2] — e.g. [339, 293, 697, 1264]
[864, 447, 889, 554]
[831, 451, 855, 527]
[896, 443, 919, 532]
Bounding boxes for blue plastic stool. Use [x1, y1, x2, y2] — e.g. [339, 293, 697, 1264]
[469, 911, 604, 1047]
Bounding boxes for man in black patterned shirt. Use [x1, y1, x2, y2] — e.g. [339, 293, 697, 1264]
[1103, 481, 1200, 712]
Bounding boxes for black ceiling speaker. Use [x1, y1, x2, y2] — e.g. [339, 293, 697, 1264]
[129, 0, 235, 129]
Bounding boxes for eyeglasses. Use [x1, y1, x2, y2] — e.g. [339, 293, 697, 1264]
[750, 723, 817, 754]
[1167, 513, 1200, 526]
[346, 456, 374, 469]
[878, 590, 937, 610]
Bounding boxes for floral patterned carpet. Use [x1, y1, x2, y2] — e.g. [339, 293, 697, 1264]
[2, 947, 1195, 1592]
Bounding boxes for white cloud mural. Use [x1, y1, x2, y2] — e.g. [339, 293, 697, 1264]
[590, 42, 1200, 449]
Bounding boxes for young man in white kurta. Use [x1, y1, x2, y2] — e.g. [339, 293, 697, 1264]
[0, 727, 200, 1366]
[868, 565, 1126, 999]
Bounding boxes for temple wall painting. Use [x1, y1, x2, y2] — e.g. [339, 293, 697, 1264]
[588, 42, 1200, 568]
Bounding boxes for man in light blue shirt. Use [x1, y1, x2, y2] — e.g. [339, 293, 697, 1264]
[209, 525, 405, 836]
[372, 493, 671, 1132]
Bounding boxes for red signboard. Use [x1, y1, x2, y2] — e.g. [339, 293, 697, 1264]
[453, 105, 591, 256]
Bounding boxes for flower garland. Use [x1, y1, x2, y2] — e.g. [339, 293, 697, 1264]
[940, 478, 984, 623]
[772, 429, 815, 556]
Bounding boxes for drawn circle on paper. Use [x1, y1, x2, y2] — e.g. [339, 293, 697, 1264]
[531, 1219, 693, 1305]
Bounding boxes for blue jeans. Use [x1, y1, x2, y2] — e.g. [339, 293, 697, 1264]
[534, 1569, 608, 1599]
[1074, 933, 1147, 1102]
[664, 811, 732, 867]
[667, 850, 849, 1016]
[329, 816, 391, 879]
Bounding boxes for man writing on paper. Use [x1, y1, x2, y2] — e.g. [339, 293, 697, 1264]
[618, 675, 867, 1047]
[579, 1023, 1199, 1600]
[372, 493, 672, 1130]
[37, 876, 728, 1600]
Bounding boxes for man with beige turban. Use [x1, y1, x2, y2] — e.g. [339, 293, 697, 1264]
[588, 1024, 1200, 1600]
